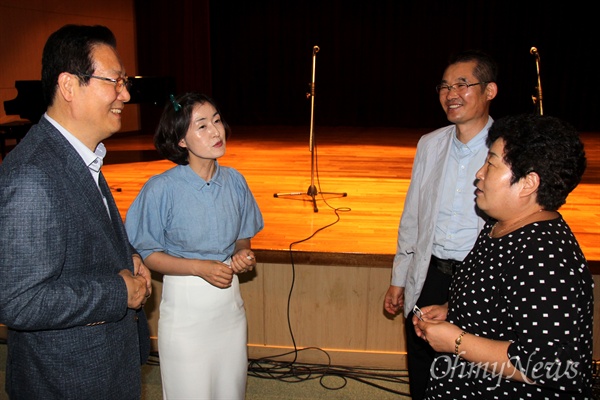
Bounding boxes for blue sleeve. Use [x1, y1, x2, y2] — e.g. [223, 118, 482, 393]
[233, 170, 264, 240]
[125, 176, 172, 260]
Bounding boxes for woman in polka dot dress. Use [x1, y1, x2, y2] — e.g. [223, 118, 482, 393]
[413, 113, 593, 400]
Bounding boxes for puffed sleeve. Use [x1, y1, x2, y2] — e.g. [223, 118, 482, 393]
[233, 170, 264, 240]
[125, 175, 173, 259]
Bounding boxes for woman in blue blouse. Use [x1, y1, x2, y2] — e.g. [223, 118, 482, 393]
[125, 93, 264, 400]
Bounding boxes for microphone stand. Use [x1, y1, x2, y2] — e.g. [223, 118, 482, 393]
[530, 46, 543, 115]
[273, 45, 347, 213]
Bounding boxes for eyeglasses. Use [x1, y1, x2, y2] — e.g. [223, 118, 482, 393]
[80, 75, 132, 93]
[436, 81, 488, 94]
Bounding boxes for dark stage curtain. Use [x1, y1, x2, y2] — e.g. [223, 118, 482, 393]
[134, 0, 212, 133]
[135, 1, 598, 132]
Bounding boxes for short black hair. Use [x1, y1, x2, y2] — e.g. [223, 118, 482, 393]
[41, 24, 117, 107]
[447, 49, 499, 85]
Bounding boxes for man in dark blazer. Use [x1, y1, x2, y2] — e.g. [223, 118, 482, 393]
[0, 25, 152, 399]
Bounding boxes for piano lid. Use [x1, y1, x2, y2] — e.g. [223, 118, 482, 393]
[4, 80, 45, 123]
[4, 76, 177, 123]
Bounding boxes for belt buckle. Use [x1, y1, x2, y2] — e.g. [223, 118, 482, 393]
[433, 256, 457, 275]
[438, 262, 453, 275]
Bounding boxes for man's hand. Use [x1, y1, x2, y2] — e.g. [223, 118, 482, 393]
[119, 269, 151, 309]
[383, 285, 405, 315]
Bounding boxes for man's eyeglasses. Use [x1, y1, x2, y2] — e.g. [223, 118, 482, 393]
[436, 81, 488, 94]
[80, 75, 132, 93]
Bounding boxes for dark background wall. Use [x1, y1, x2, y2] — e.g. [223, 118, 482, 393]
[135, 0, 598, 132]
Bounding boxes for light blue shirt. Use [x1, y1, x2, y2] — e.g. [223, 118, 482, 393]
[432, 128, 488, 261]
[125, 163, 264, 263]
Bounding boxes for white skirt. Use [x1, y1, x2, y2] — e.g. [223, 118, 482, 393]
[158, 270, 248, 400]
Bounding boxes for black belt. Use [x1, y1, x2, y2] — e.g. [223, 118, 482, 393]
[430, 255, 461, 276]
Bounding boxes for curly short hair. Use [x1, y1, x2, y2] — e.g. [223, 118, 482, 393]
[154, 93, 231, 165]
[486, 113, 587, 211]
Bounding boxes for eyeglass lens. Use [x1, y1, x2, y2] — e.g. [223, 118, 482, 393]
[116, 78, 131, 93]
[437, 83, 468, 93]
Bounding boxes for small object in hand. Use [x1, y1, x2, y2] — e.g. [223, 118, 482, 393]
[246, 255, 254, 260]
[413, 305, 424, 321]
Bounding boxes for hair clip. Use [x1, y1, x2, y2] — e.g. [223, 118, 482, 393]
[169, 94, 181, 112]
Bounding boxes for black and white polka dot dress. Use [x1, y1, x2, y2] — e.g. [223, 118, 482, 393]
[425, 216, 594, 400]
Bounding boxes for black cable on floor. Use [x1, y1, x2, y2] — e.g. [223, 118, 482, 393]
[240, 163, 412, 396]
[247, 350, 411, 397]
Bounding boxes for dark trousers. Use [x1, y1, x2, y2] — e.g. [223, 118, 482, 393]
[405, 257, 454, 400]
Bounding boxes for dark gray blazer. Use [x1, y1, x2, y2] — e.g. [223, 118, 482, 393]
[0, 117, 149, 399]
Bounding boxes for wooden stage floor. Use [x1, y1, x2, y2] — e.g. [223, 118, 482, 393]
[95, 125, 600, 272]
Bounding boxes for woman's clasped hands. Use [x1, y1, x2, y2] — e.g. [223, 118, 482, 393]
[413, 303, 463, 354]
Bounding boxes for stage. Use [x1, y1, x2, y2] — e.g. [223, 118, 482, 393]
[100, 125, 599, 271]
[2, 124, 599, 365]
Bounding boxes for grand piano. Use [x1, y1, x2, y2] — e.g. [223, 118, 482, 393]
[1, 76, 176, 158]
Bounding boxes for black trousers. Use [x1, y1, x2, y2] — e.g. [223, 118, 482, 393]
[405, 257, 455, 400]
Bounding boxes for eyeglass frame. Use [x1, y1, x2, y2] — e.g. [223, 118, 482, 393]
[436, 81, 489, 94]
[79, 74, 132, 93]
